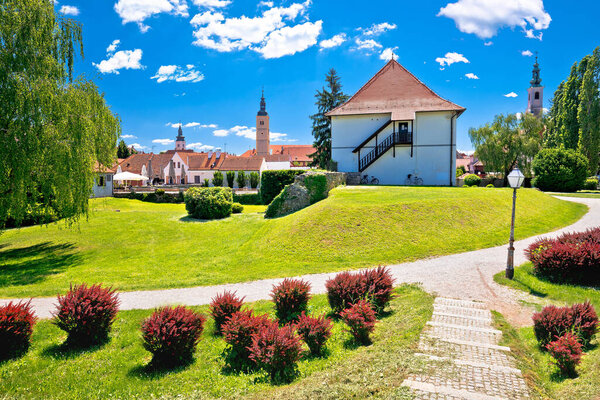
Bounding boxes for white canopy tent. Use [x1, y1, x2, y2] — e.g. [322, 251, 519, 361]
[113, 171, 147, 182]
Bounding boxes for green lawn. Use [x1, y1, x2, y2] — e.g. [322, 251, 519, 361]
[494, 264, 600, 400]
[0, 186, 587, 298]
[0, 285, 432, 400]
[547, 190, 600, 199]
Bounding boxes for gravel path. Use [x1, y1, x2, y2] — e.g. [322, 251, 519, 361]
[2, 196, 598, 320]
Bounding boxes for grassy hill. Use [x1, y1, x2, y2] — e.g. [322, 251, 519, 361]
[0, 187, 587, 298]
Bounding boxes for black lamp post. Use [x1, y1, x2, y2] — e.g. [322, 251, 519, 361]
[506, 167, 525, 279]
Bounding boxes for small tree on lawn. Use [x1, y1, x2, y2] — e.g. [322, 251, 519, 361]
[249, 172, 260, 189]
[212, 171, 224, 186]
[236, 171, 246, 188]
[226, 171, 235, 188]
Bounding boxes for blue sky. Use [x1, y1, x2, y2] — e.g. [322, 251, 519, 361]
[59, 0, 599, 155]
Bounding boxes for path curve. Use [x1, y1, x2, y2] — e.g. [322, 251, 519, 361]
[3, 196, 599, 319]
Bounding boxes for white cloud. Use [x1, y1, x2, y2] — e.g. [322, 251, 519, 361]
[192, 0, 231, 8]
[213, 125, 288, 141]
[521, 50, 533, 56]
[152, 138, 175, 145]
[465, 72, 479, 79]
[355, 38, 382, 51]
[187, 142, 216, 151]
[435, 52, 469, 67]
[319, 33, 347, 49]
[438, 0, 551, 39]
[151, 64, 204, 83]
[258, 1, 274, 7]
[59, 5, 79, 15]
[114, 0, 188, 32]
[169, 122, 216, 128]
[484, 41, 493, 46]
[121, 134, 137, 139]
[191, 1, 321, 58]
[379, 47, 398, 61]
[524, 29, 543, 40]
[93, 49, 143, 74]
[213, 129, 229, 137]
[359, 22, 397, 36]
[106, 39, 121, 54]
[504, 92, 518, 97]
[130, 143, 149, 151]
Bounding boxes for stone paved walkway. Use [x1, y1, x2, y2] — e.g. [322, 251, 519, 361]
[403, 297, 530, 400]
[1, 196, 599, 320]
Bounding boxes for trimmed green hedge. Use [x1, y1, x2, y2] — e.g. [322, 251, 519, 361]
[117, 190, 184, 203]
[260, 170, 305, 205]
[532, 148, 588, 192]
[233, 193, 263, 205]
[464, 174, 481, 187]
[184, 187, 233, 220]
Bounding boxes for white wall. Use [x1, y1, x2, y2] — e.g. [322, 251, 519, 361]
[264, 161, 290, 170]
[331, 111, 456, 186]
[91, 173, 113, 197]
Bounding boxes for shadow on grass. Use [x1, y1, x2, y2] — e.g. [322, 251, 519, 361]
[0, 242, 80, 287]
[42, 338, 109, 360]
[128, 358, 195, 380]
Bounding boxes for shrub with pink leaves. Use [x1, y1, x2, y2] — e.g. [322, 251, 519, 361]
[271, 278, 311, 323]
[533, 302, 598, 346]
[222, 310, 274, 369]
[141, 306, 206, 366]
[362, 267, 395, 313]
[249, 323, 303, 382]
[546, 333, 583, 376]
[53, 284, 119, 346]
[209, 291, 244, 335]
[325, 271, 365, 314]
[0, 301, 37, 359]
[294, 312, 333, 355]
[339, 300, 377, 344]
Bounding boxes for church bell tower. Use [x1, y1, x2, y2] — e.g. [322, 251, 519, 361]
[527, 55, 544, 117]
[256, 90, 270, 156]
[175, 123, 186, 151]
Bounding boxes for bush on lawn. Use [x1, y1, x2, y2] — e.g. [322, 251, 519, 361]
[325, 271, 366, 314]
[463, 174, 481, 187]
[260, 170, 305, 205]
[249, 323, 303, 382]
[141, 306, 205, 366]
[226, 171, 235, 188]
[526, 227, 600, 285]
[546, 332, 583, 376]
[53, 284, 119, 347]
[294, 312, 333, 355]
[212, 171, 224, 187]
[271, 278, 311, 323]
[532, 148, 589, 192]
[233, 193, 262, 205]
[0, 301, 37, 359]
[184, 187, 233, 220]
[231, 202, 244, 214]
[250, 171, 260, 189]
[583, 177, 599, 190]
[202, 179, 210, 187]
[209, 291, 245, 335]
[222, 310, 274, 370]
[340, 300, 377, 345]
[486, 184, 494, 188]
[456, 165, 466, 177]
[236, 171, 246, 188]
[362, 267, 395, 314]
[532, 302, 598, 346]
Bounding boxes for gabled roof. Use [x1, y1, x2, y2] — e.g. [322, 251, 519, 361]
[326, 59, 465, 120]
[184, 152, 227, 170]
[220, 156, 264, 171]
[240, 145, 315, 163]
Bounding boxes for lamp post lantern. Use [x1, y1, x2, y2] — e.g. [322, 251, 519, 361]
[506, 167, 525, 279]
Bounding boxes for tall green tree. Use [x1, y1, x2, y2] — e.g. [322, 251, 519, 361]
[577, 49, 600, 174]
[0, 0, 120, 228]
[310, 69, 349, 169]
[117, 140, 131, 159]
[469, 113, 544, 181]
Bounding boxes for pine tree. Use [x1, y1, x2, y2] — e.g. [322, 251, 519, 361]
[310, 69, 349, 169]
[117, 139, 131, 159]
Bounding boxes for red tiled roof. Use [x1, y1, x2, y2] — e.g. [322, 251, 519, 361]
[239, 145, 315, 163]
[183, 152, 227, 170]
[93, 161, 118, 174]
[326, 59, 465, 120]
[220, 156, 264, 171]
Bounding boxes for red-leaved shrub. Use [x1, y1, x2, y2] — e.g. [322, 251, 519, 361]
[53, 284, 119, 346]
[325, 271, 366, 314]
[271, 278, 311, 323]
[0, 301, 37, 359]
[532, 302, 598, 346]
[141, 306, 206, 366]
[526, 227, 600, 285]
[294, 312, 333, 355]
[546, 332, 583, 376]
[210, 291, 244, 335]
[362, 267, 395, 313]
[339, 300, 377, 344]
[222, 310, 274, 369]
[249, 323, 303, 382]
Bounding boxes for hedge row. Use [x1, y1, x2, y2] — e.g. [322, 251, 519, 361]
[117, 189, 184, 203]
[260, 170, 305, 205]
[233, 193, 263, 205]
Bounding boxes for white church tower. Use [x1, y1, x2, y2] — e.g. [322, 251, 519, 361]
[526, 55, 544, 117]
[175, 123, 186, 151]
[256, 90, 270, 156]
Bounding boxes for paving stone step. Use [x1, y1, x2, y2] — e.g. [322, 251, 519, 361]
[432, 311, 492, 323]
[434, 298, 487, 310]
[431, 314, 494, 329]
[414, 353, 522, 374]
[434, 305, 492, 319]
[418, 339, 517, 369]
[403, 381, 507, 400]
[425, 337, 512, 352]
[427, 321, 502, 334]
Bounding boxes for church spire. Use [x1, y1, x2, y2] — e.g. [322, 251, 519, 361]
[177, 123, 184, 140]
[258, 89, 268, 116]
[530, 53, 542, 87]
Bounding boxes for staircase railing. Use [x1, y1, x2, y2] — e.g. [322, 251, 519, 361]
[358, 131, 412, 172]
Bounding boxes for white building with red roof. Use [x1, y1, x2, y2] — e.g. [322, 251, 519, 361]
[327, 59, 466, 186]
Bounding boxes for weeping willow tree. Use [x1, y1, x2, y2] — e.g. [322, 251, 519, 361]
[0, 0, 121, 229]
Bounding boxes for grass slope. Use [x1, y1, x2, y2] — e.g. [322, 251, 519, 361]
[547, 190, 600, 199]
[494, 264, 600, 400]
[0, 285, 432, 400]
[0, 187, 587, 298]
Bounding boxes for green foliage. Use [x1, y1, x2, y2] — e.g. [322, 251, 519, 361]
[0, 0, 121, 229]
[249, 172, 260, 189]
[184, 187, 233, 220]
[232, 193, 262, 205]
[264, 185, 288, 218]
[202, 179, 210, 188]
[117, 140, 131, 159]
[260, 170, 305, 204]
[212, 171, 224, 187]
[486, 184, 494, 188]
[583, 177, 599, 190]
[226, 171, 235, 188]
[456, 165, 466, 177]
[532, 148, 589, 192]
[231, 203, 243, 214]
[236, 171, 246, 188]
[469, 113, 544, 180]
[304, 174, 328, 204]
[463, 174, 481, 186]
[119, 190, 182, 203]
[310, 69, 349, 169]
